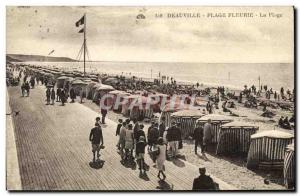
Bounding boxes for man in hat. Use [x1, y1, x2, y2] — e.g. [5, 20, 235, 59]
[89, 122, 104, 163]
[192, 167, 216, 190]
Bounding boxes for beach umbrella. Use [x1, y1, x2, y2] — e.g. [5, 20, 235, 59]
[246, 130, 294, 170]
[216, 121, 259, 155]
[196, 114, 234, 143]
[284, 143, 295, 189]
[170, 109, 205, 138]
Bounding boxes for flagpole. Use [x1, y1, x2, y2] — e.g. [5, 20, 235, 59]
[83, 13, 86, 77]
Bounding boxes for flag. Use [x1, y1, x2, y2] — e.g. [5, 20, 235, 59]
[48, 50, 55, 55]
[75, 15, 85, 27]
[78, 28, 84, 33]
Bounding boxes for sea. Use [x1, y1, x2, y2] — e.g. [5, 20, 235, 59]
[23, 61, 294, 92]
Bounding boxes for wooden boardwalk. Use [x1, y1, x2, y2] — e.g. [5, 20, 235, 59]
[7, 85, 236, 191]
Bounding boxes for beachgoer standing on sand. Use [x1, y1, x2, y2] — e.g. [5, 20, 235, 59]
[116, 119, 123, 150]
[51, 88, 56, 105]
[156, 137, 166, 181]
[194, 123, 204, 155]
[124, 124, 134, 161]
[203, 119, 213, 153]
[89, 122, 104, 163]
[192, 167, 217, 190]
[46, 88, 51, 105]
[136, 136, 147, 176]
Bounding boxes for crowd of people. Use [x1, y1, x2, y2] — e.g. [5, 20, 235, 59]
[89, 115, 217, 190]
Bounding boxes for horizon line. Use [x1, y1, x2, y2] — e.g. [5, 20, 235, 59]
[6, 53, 293, 64]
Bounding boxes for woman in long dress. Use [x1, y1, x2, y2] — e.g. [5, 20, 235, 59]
[156, 137, 166, 180]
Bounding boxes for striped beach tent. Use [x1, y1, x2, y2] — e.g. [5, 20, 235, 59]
[284, 143, 295, 189]
[170, 110, 205, 139]
[196, 114, 234, 143]
[71, 80, 88, 96]
[216, 121, 258, 155]
[106, 90, 130, 111]
[159, 101, 194, 128]
[246, 130, 294, 170]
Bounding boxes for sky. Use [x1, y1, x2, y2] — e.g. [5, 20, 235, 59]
[6, 6, 294, 63]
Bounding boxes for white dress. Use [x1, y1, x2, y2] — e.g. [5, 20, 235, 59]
[156, 144, 166, 171]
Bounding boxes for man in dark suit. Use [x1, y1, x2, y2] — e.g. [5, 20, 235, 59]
[89, 123, 104, 162]
[192, 167, 216, 190]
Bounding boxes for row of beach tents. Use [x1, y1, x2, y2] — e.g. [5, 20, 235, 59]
[160, 111, 294, 189]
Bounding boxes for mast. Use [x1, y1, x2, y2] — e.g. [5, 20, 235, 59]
[83, 13, 86, 77]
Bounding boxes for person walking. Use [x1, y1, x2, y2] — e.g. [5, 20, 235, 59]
[159, 117, 166, 137]
[101, 108, 107, 124]
[21, 83, 25, 97]
[50, 88, 56, 105]
[193, 123, 204, 154]
[70, 87, 76, 103]
[25, 81, 30, 96]
[167, 122, 179, 159]
[192, 167, 217, 190]
[124, 124, 134, 161]
[46, 87, 51, 105]
[116, 119, 123, 150]
[147, 122, 159, 151]
[80, 88, 84, 103]
[119, 121, 127, 160]
[60, 89, 66, 106]
[135, 136, 147, 176]
[156, 137, 166, 181]
[89, 122, 104, 163]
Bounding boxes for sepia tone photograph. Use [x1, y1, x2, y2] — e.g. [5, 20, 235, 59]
[6, 6, 295, 191]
